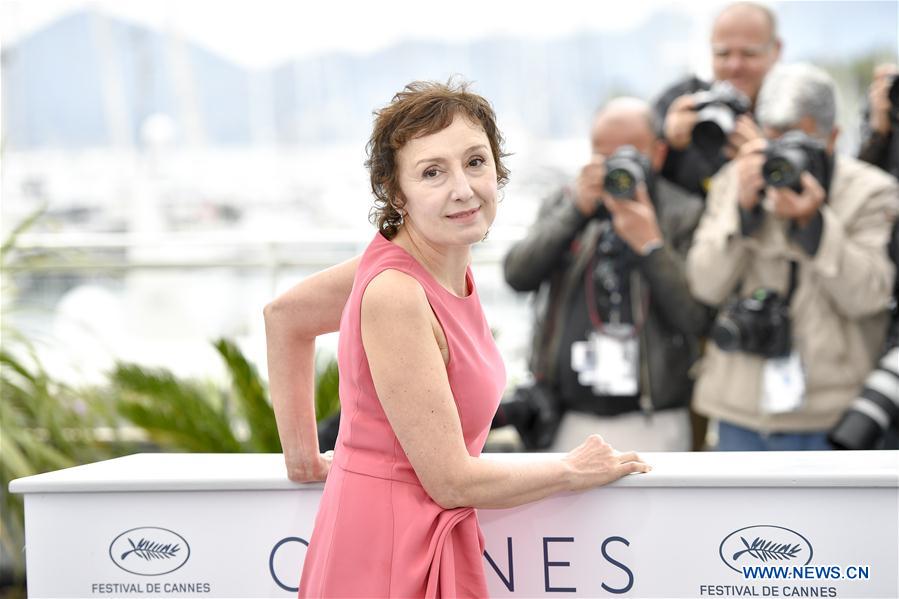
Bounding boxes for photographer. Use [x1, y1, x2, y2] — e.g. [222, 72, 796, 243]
[687, 63, 899, 451]
[504, 98, 712, 452]
[858, 63, 899, 179]
[654, 2, 781, 198]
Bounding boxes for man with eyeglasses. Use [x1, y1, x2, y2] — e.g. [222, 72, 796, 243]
[654, 2, 782, 199]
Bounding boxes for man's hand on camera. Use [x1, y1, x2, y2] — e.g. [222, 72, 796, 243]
[574, 155, 607, 217]
[601, 183, 663, 255]
[664, 94, 698, 150]
[735, 137, 768, 211]
[768, 171, 825, 227]
[725, 115, 763, 159]
[869, 64, 898, 136]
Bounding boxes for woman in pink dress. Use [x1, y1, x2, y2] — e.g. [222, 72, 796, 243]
[264, 80, 651, 598]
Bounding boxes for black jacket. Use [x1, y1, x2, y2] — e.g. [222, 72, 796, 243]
[858, 119, 899, 180]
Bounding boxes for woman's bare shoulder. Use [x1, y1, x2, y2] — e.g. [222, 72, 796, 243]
[361, 268, 430, 322]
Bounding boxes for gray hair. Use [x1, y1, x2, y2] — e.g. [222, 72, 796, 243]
[756, 63, 837, 138]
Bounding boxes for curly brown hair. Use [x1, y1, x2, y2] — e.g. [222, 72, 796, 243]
[365, 79, 510, 239]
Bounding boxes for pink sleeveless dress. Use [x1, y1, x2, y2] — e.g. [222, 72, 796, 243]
[298, 232, 506, 598]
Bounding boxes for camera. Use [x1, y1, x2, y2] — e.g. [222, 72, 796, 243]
[711, 288, 792, 358]
[491, 383, 561, 450]
[603, 145, 652, 199]
[828, 346, 899, 449]
[762, 130, 829, 193]
[691, 81, 752, 156]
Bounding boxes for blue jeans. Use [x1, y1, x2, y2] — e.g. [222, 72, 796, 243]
[716, 420, 833, 451]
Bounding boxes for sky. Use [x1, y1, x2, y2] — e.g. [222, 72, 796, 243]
[0, 0, 732, 68]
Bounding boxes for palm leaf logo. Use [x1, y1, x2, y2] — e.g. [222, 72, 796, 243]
[732, 536, 801, 563]
[120, 537, 181, 561]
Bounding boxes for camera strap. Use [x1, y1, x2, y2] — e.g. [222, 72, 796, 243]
[763, 260, 804, 415]
[583, 239, 650, 335]
[571, 238, 646, 397]
[731, 259, 800, 306]
[785, 260, 799, 305]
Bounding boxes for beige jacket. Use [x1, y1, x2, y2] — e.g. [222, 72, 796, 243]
[687, 155, 899, 432]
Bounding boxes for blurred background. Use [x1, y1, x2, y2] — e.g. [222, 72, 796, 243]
[1, 0, 897, 590]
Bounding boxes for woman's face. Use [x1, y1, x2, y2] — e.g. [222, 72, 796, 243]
[395, 114, 498, 248]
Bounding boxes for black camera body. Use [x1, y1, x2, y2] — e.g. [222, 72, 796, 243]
[491, 383, 561, 450]
[711, 288, 792, 358]
[603, 145, 652, 199]
[762, 130, 829, 193]
[691, 81, 752, 156]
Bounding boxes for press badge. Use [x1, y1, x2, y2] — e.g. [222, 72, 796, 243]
[761, 351, 806, 414]
[571, 324, 639, 396]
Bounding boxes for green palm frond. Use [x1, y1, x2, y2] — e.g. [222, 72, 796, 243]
[0, 205, 46, 261]
[314, 355, 340, 422]
[1, 345, 121, 577]
[111, 364, 243, 453]
[214, 338, 281, 452]
[0, 347, 38, 384]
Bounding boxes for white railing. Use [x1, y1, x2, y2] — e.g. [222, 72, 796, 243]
[6, 228, 527, 271]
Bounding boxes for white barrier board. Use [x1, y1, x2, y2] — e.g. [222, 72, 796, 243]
[11, 452, 899, 598]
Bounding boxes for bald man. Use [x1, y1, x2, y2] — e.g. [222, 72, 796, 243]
[654, 1, 782, 198]
[503, 98, 713, 452]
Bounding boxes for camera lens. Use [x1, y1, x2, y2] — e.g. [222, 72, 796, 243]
[762, 156, 800, 188]
[604, 167, 638, 199]
[711, 317, 743, 352]
[830, 347, 899, 450]
[692, 105, 735, 156]
[762, 138, 811, 191]
[829, 409, 885, 450]
[602, 147, 647, 200]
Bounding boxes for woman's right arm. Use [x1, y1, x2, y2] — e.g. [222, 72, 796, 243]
[263, 256, 360, 482]
[361, 270, 651, 511]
